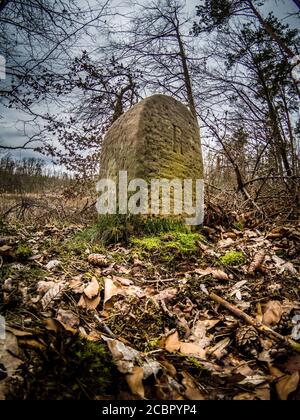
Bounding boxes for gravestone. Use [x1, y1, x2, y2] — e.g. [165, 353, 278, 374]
[99, 94, 204, 222]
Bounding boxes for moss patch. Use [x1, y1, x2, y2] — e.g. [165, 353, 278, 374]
[15, 243, 32, 261]
[132, 232, 202, 253]
[219, 250, 246, 266]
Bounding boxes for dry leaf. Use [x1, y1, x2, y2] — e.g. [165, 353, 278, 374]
[255, 384, 271, 400]
[77, 293, 101, 310]
[179, 342, 206, 358]
[155, 373, 184, 400]
[217, 238, 235, 248]
[112, 276, 133, 286]
[194, 267, 228, 281]
[165, 331, 181, 352]
[212, 269, 229, 281]
[160, 360, 177, 378]
[155, 287, 178, 301]
[181, 371, 205, 400]
[56, 308, 79, 328]
[44, 318, 77, 334]
[37, 280, 56, 295]
[17, 337, 45, 351]
[125, 366, 145, 399]
[233, 393, 255, 400]
[208, 337, 230, 359]
[41, 283, 65, 310]
[83, 276, 99, 299]
[0, 331, 23, 377]
[270, 366, 299, 400]
[45, 259, 61, 270]
[103, 277, 124, 309]
[262, 301, 283, 326]
[69, 276, 85, 293]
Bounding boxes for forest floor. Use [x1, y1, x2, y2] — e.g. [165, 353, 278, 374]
[0, 218, 300, 400]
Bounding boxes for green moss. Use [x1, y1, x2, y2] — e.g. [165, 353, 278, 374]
[233, 221, 244, 231]
[187, 356, 204, 369]
[15, 243, 32, 261]
[144, 337, 161, 352]
[132, 232, 203, 254]
[219, 250, 246, 266]
[132, 236, 161, 250]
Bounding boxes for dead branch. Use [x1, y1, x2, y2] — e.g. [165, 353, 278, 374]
[208, 292, 300, 353]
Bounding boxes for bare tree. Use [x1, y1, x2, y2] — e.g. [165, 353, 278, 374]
[110, 0, 200, 118]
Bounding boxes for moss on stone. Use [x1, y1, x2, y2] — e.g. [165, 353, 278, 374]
[131, 231, 204, 263]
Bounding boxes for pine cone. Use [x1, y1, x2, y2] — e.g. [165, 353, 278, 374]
[235, 325, 260, 356]
[87, 253, 109, 267]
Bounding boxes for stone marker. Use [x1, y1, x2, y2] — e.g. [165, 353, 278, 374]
[99, 94, 204, 223]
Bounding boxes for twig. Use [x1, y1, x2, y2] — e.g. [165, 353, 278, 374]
[208, 292, 300, 353]
[94, 314, 118, 339]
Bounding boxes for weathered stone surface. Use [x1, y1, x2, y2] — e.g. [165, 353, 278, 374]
[100, 94, 203, 182]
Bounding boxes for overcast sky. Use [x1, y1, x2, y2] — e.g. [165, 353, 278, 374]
[0, 0, 299, 168]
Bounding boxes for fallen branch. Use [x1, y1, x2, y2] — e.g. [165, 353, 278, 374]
[208, 292, 300, 353]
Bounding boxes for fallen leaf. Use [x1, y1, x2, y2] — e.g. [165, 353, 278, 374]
[255, 384, 271, 400]
[69, 276, 85, 293]
[262, 301, 283, 326]
[56, 308, 79, 328]
[41, 283, 65, 310]
[125, 366, 145, 399]
[194, 267, 228, 280]
[83, 276, 99, 299]
[217, 238, 235, 248]
[233, 393, 255, 400]
[181, 371, 205, 400]
[45, 259, 61, 270]
[208, 337, 230, 359]
[165, 331, 181, 352]
[17, 337, 45, 351]
[179, 342, 206, 358]
[270, 366, 299, 400]
[44, 318, 77, 334]
[0, 245, 13, 253]
[160, 360, 177, 378]
[37, 280, 56, 295]
[103, 277, 124, 309]
[112, 276, 133, 286]
[155, 287, 178, 301]
[77, 293, 101, 310]
[0, 331, 23, 377]
[211, 269, 229, 281]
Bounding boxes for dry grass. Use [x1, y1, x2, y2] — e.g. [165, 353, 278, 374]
[0, 192, 97, 225]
